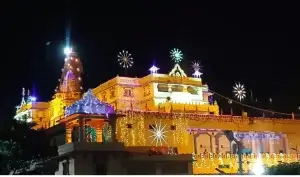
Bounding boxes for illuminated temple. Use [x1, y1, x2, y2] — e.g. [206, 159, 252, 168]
[15, 48, 300, 174]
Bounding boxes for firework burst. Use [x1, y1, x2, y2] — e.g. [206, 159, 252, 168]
[170, 48, 183, 63]
[117, 50, 133, 68]
[233, 83, 246, 101]
[191, 61, 201, 71]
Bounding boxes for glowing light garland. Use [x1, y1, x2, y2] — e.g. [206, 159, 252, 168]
[116, 111, 146, 146]
[172, 115, 188, 145]
[102, 123, 112, 142]
[65, 89, 114, 116]
[234, 132, 280, 140]
[85, 125, 97, 142]
[192, 153, 298, 174]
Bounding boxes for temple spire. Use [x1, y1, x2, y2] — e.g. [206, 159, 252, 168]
[59, 47, 83, 93]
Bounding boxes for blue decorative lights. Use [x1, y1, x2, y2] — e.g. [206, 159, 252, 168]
[65, 89, 115, 117]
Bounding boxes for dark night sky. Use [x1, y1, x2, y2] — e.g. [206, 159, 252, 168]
[1, 1, 300, 119]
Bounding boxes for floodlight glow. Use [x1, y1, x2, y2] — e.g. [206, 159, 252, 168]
[64, 47, 72, 55]
[29, 96, 37, 102]
[252, 156, 264, 175]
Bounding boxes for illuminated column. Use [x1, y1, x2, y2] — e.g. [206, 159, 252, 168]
[269, 139, 274, 153]
[66, 125, 72, 143]
[96, 124, 103, 142]
[283, 134, 289, 153]
[251, 139, 256, 154]
[211, 135, 216, 153]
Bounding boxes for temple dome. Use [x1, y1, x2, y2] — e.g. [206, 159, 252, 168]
[65, 89, 115, 117]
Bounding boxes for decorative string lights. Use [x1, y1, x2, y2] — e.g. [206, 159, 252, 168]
[172, 115, 188, 145]
[85, 125, 97, 142]
[192, 153, 298, 174]
[116, 110, 146, 146]
[65, 89, 114, 116]
[234, 132, 280, 141]
[59, 47, 83, 93]
[102, 123, 112, 142]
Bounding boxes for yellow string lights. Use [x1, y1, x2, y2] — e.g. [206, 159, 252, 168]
[172, 114, 188, 145]
[116, 110, 146, 146]
[192, 153, 299, 174]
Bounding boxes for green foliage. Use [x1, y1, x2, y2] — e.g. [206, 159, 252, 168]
[0, 119, 56, 174]
[265, 162, 300, 175]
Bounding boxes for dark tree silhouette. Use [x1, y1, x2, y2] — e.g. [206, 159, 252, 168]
[0, 119, 57, 174]
[265, 162, 300, 175]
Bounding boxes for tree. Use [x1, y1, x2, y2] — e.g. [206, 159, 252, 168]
[0, 119, 57, 174]
[265, 162, 300, 175]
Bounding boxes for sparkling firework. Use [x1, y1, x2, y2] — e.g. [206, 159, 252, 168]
[117, 50, 133, 68]
[170, 48, 183, 63]
[191, 61, 202, 78]
[191, 61, 201, 71]
[149, 121, 168, 146]
[233, 83, 246, 101]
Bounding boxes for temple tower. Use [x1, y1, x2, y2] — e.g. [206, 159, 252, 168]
[59, 48, 83, 93]
[49, 48, 83, 126]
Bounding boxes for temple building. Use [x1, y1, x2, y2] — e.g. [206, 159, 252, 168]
[14, 48, 300, 174]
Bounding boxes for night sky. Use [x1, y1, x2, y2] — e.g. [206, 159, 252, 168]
[1, 1, 300, 119]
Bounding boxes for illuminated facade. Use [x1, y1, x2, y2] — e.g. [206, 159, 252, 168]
[14, 49, 300, 174]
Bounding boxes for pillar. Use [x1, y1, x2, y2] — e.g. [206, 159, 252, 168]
[109, 114, 118, 143]
[251, 139, 256, 154]
[193, 134, 198, 154]
[96, 124, 102, 142]
[269, 139, 274, 153]
[66, 123, 72, 143]
[283, 134, 289, 153]
[211, 135, 216, 153]
[79, 117, 85, 142]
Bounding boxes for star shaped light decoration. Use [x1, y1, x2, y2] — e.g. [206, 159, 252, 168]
[170, 48, 183, 63]
[149, 121, 168, 146]
[233, 82, 246, 101]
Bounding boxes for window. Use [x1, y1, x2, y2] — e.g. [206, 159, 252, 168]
[126, 124, 133, 128]
[109, 90, 115, 98]
[187, 86, 198, 95]
[157, 84, 169, 92]
[149, 124, 156, 129]
[170, 125, 176, 130]
[123, 88, 133, 97]
[171, 85, 184, 92]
